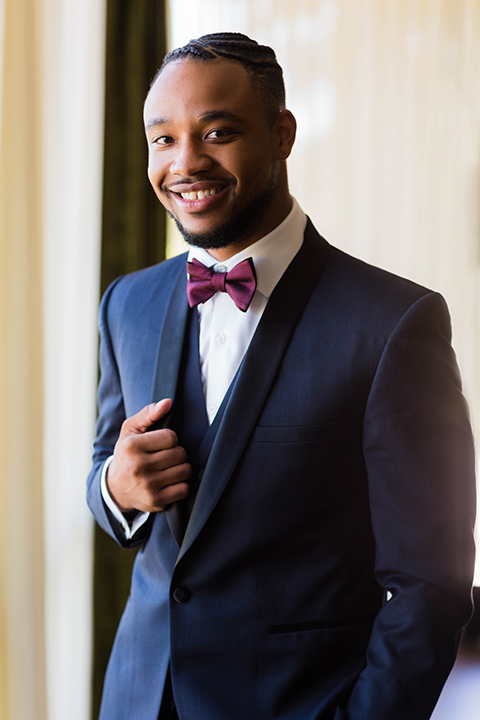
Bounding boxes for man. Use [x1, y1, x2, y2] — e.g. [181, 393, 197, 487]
[87, 32, 476, 720]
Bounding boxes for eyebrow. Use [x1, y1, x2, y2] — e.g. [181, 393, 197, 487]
[145, 110, 244, 132]
[197, 110, 244, 123]
[145, 117, 168, 131]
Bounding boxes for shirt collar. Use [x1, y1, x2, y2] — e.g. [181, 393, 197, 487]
[187, 197, 307, 299]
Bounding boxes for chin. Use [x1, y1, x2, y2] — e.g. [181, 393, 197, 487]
[169, 209, 251, 250]
[169, 184, 277, 251]
[176, 224, 235, 250]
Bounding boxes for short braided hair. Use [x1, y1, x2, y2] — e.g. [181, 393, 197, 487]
[153, 32, 286, 120]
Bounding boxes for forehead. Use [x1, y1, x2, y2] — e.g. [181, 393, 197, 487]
[144, 58, 265, 126]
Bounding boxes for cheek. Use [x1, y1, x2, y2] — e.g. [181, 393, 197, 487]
[236, 155, 276, 191]
[146, 164, 168, 207]
[146, 161, 157, 188]
[147, 154, 166, 186]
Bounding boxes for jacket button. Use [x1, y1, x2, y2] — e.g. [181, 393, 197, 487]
[173, 586, 191, 603]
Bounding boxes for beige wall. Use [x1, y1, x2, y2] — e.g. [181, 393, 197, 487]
[0, 1, 105, 719]
[0, 1, 46, 717]
[168, 0, 480, 575]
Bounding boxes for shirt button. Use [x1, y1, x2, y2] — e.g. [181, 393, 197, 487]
[173, 587, 191, 603]
[208, 404, 217, 416]
[216, 333, 226, 345]
[216, 264, 227, 273]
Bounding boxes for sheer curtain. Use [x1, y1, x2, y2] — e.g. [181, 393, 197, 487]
[0, 2, 46, 717]
[0, 1, 106, 719]
[42, 2, 106, 719]
[92, 2, 167, 713]
[168, 0, 480, 579]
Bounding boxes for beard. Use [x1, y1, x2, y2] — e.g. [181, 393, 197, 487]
[168, 177, 277, 250]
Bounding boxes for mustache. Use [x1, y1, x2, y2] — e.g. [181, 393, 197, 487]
[168, 177, 220, 186]
[164, 177, 235, 192]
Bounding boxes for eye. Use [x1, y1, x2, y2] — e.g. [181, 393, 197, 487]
[205, 128, 236, 141]
[152, 135, 174, 146]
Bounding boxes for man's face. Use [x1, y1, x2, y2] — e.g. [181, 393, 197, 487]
[144, 58, 294, 254]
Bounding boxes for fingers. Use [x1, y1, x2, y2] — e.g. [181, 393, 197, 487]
[106, 465, 191, 514]
[107, 400, 193, 513]
[120, 398, 173, 436]
[135, 427, 179, 453]
[125, 466, 192, 513]
[121, 442, 189, 477]
[106, 450, 192, 513]
[149, 481, 191, 513]
[145, 461, 192, 507]
[119, 398, 179, 453]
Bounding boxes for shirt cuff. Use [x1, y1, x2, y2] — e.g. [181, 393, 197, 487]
[100, 455, 150, 540]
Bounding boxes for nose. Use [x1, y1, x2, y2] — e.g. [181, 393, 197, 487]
[170, 137, 213, 177]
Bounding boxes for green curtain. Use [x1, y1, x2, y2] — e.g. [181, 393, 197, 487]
[92, 1, 167, 717]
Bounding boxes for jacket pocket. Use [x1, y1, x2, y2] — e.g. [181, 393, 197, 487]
[269, 612, 377, 634]
[252, 421, 340, 444]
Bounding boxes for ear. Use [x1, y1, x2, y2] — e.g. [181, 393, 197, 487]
[273, 110, 296, 160]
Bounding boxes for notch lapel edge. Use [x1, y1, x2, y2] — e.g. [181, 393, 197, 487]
[150, 261, 190, 546]
[177, 220, 331, 561]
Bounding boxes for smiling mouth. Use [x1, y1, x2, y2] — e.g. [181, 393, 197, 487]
[179, 188, 218, 200]
[165, 183, 231, 212]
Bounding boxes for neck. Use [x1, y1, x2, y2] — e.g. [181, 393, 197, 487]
[206, 191, 293, 261]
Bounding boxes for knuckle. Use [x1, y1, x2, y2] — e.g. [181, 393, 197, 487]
[163, 429, 178, 448]
[153, 485, 171, 508]
[182, 463, 193, 480]
[121, 433, 139, 455]
[176, 446, 188, 463]
[124, 445, 143, 471]
[122, 453, 149, 483]
[170, 446, 186, 465]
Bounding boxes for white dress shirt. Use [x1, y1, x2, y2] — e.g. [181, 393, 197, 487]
[101, 197, 307, 538]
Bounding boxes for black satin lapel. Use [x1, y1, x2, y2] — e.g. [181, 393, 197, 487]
[177, 220, 331, 561]
[150, 264, 190, 427]
[150, 263, 190, 547]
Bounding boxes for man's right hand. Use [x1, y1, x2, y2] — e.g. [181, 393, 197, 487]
[106, 398, 192, 513]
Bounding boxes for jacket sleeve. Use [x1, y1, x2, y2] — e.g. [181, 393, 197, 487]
[338, 291, 476, 720]
[86, 278, 153, 548]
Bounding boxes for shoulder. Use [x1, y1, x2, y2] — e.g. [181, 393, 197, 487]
[305, 219, 428, 302]
[304, 219, 450, 338]
[99, 252, 188, 329]
[106, 252, 187, 299]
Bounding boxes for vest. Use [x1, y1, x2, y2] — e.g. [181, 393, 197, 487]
[169, 308, 233, 535]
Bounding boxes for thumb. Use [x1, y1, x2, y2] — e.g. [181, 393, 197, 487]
[122, 398, 173, 435]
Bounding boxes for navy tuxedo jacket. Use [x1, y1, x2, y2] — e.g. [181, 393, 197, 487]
[87, 220, 476, 720]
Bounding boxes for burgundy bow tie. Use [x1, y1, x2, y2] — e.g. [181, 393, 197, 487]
[186, 257, 257, 312]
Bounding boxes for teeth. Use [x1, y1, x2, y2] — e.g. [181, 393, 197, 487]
[180, 188, 218, 200]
